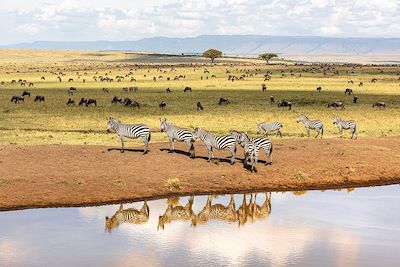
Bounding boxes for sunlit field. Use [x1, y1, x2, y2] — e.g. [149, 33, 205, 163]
[0, 49, 399, 145]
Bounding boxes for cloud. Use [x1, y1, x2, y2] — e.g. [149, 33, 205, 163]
[0, 0, 399, 45]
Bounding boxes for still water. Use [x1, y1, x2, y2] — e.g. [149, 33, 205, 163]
[0, 185, 399, 267]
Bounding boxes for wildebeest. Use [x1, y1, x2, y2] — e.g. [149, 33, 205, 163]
[184, 87, 192, 92]
[371, 78, 378, 83]
[34, 95, 45, 102]
[218, 98, 229, 105]
[66, 98, 75, 106]
[68, 78, 74, 82]
[348, 80, 354, 84]
[159, 101, 167, 110]
[261, 83, 267, 92]
[41, 76, 46, 80]
[79, 98, 87, 106]
[102, 88, 109, 93]
[123, 98, 140, 109]
[372, 101, 386, 109]
[11, 96, 24, 103]
[28, 82, 34, 87]
[316, 86, 322, 92]
[359, 82, 363, 86]
[327, 101, 345, 110]
[111, 96, 122, 104]
[270, 95, 275, 104]
[278, 100, 292, 110]
[85, 99, 97, 107]
[197, 101, 204, 111]
[345, 88, 353, 95]
[21, 91, 30, 97]
[166, 88, 172, 93]
[353, 96, 358, 104]
[68, 87, 77, 95]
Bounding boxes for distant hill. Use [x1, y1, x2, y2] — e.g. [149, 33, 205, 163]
[3, 35, 400, 55]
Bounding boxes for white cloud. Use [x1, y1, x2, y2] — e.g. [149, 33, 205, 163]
[0, 0, 399, 45]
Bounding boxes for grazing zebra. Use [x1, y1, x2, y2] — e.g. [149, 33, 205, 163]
[160, 118, 195, 158]
[256, 121, 283, 137]
[107, 117, 151, 154]
[372, 101, 386, 109]
[193, 128, 237, 164]
[333, 115, 357, 139]
[105, 202, 149, 233]
[297, 114, 324, 138]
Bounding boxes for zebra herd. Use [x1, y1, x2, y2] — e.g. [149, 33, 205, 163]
[107, 114, 357, 172]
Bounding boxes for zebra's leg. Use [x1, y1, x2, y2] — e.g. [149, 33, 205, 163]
[207, 146, 213, 162]
[306, 128, 310, 137]
[186, 140, 195, 158]
[143, 135, 149, 154]
[168, 138, 174, 153]
[229, 146, 236, 165]
[314, 129, 320, 138]
[265, 148, 272, 165]
[120, 136, 125, 153]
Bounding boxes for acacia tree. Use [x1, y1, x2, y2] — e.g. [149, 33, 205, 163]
[203, 49, 222, 63]
[259, 53, 278, 64]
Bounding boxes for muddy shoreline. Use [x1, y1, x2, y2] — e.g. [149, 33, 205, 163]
[1, 136, 399, 211]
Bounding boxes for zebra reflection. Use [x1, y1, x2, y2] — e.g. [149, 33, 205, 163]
[105, 202, 149, 233]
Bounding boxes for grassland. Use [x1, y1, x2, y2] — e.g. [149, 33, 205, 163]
[0, 49, 399, 146]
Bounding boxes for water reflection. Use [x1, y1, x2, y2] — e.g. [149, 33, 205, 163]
[106, 193, 273, 231]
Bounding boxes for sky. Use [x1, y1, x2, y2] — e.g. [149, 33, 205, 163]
[0, 0, 399, 45]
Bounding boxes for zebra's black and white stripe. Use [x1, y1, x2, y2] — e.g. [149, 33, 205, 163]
[105, 202, 149, 233]
[257, 121, 283, 137]
[297, 114, 324, 138]
[160, 118, 195, 157]
[333, 115, 357, 139]
[193, 128, 237, 164]
[107, 117, 151, 154]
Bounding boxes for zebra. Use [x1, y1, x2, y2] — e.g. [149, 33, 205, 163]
[333, 115, 357, 139]
[297, 114, 324, 138]
[160, 119, 195, 158]
[256, 121, 283, 137]
[105, 202, 149, 233]
[193, 128, 237, 164]
[107, 117, 151, 154]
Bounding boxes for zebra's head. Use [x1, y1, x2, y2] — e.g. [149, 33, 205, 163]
[229, 130, 242, 142]
[107, 117, 119, 132]
[159, 118, 169, 132]
[239, 132, 250, 146]
[105, 204, 124, 233]
[297, 114, 306, 123]
[193, 128, 205, 140]
[256, 123, 263, 134]
[333, 115, 340, 125]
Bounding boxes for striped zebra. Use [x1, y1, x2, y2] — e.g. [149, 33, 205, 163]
[160, 118, 195, 158]
[297, 114, 324, 138]
[333, 115, 357, 139]
[193, 128, 237, 164]
[105, 202, 149, 233]
[240, 132, 273, 172]
[107, 117, 151, 154]
[257, 121, 283, 138]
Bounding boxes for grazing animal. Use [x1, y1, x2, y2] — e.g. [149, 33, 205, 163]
[359, 82, 363, 86]
[333, 115, 357, 139]
[327, 101, 345, 110]
[102, 88, 109, 93]
[353, 96, 358, 104]
[106, 117, 151, 154]
[348, 80, 354, 84]
[197, 101, 204, 111]
[278, 100, 292, 110]
[158, 196, 195, 230]
[28, 82, 34, 87]
[316, 86, 322, 92]
[218, 98, 229, 105]
[11, 96, 24, 103]
[166, 88, 172, 93]
[21, 91, 30, 97]
[160, 119, 195, 158]
[123, 98, 140, 109]
[261, 84, 267, 92]
[66, 98, 75, 106]
[78, 98, 87, 106]
[193, 128, 237, 164]
[183, 87, 192, 92]
[34, 95, 45, 102]
[41, 76, 46, 80]
[159, 101, 167, 110]
[191, 195, 237, 226]
[68, 87, 77, 95]
[372, 101, 386, 109]
[111, 96, 122, 104]
[85, 99, 97, 107]
[371, 78, 378, 83]
[257, 122, 283, 137]
[105, 202, 149, 233]
[297, 114, 324, 138]
[68, 78, 74, 82]
[269, 95, 275, 104]
[345, 88, 353, 95]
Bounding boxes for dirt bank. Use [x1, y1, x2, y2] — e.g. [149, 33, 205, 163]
[0, 136, 399, 211]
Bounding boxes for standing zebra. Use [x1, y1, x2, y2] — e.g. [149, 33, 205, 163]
[160, 118, 195, 158]
[107, 117, 151, 154]
[297, 114, 324, 138]
[256, 121, 283, 138]
[333, 115, 357, 139]
[193, 128, 237, 164]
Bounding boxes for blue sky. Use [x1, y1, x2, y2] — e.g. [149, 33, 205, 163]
[1, 0, 399, 45]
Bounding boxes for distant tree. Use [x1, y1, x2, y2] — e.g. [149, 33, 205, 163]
[259, 53, 278, 64]
[203, 49, 222, 63]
